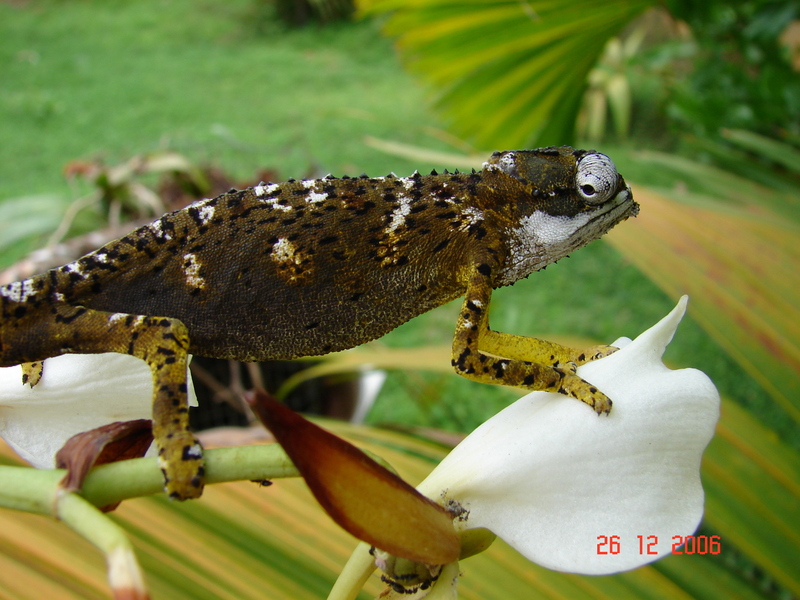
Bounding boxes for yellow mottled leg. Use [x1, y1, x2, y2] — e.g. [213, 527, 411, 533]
[451, 264, 613, 415]
[480, 330, 617, 367]
[20, 361, 43, 387]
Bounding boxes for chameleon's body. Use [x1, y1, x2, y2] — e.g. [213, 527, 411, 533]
[0, 146, 637, 500]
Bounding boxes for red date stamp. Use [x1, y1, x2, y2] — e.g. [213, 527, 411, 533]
[596, 535, 721, 555]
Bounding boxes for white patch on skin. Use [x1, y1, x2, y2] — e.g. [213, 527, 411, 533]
[399, 175, 417, 191]
[197, 204, 215, 224]
[271, 237, 297, 265]
[307, 191, 328, 204]
[0, 279, 35, 303]
[54, 292, 65, 302]
[457, 206, 484, 231]
[64, 262, 85, 275]
[254, 183, 293, 211]
[108, 313, 127, 325]
[483, 151, 517, 176]
[254, 183, 280, 197]
[150, 219, 172, 240]
[182, 253, 204, 288]
[94, 252, 109, 263]
[185, 443, 203, 460]
[384, 195, 413, 235]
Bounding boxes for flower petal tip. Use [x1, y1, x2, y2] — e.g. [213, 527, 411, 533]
[618, 295, 689, 361]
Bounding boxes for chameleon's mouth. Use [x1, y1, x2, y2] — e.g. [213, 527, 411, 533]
[607, 181, 638, 222]
[623, 183, 640, 218]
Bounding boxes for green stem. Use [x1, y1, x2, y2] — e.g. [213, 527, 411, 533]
[0, 444, 300, 514]
[326, 542, 376, 600]
[56, 491, 147, 598]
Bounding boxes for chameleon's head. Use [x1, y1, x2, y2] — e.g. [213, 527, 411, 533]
[482, 146, 639, 286]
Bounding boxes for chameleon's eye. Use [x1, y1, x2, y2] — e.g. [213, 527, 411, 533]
[576, 152, 619, 205]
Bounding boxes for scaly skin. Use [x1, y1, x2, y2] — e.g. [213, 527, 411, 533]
[0, 146, 638, 500]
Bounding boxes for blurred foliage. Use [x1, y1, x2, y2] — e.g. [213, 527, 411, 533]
[663, 0, 800, 140]
[356, 0, 654, 149]
[264, 0, 354, 26]
[358, 0, 800, 154]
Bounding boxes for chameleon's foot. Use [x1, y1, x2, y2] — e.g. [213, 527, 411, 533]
[20, 361, 43, 387]
[572, 344, 618, 365]
[157, 432, 205, 500]
[557, 370, 612, 415]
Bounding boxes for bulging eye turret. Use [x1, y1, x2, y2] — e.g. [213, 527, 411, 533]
[576, 152, 619, 205]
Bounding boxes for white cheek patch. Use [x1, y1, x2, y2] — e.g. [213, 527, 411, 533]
[523, 210, 592, 247]
[500, 210, 592, 286]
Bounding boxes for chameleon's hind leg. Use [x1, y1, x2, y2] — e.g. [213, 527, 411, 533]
[21, 304, 203, 499]
[451, 264, 613, 415]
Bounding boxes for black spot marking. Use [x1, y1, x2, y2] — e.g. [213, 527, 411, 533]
[433, 239, 450, 252]
[492, 360, 509, 379]
[465, 300, 481, 314]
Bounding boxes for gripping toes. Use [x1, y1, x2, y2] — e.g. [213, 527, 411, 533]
[557, 371, 612, 415]
[572, 344, 618, 365]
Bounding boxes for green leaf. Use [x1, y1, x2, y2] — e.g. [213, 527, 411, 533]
[0, 195, 67, 254]
[720, 129, 800, 175]
[356, 0, 654, 148]
[701, 400, 800, 597]
[604, 186, 800, 425]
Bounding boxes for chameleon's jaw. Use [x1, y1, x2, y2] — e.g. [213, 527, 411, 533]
[498, 182, 637, 287]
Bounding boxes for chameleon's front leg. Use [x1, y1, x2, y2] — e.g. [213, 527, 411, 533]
[451, 265, 613, 415]
[11, 305, 204, 499]
[479, 330, 617, 369]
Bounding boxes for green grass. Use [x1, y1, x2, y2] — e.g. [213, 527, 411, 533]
[0, 0, 454, 256]
[0, 0, 779, 447]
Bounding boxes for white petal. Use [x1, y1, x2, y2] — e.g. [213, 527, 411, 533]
[419, 297, 720, 574]
[0, 353, 197, 468]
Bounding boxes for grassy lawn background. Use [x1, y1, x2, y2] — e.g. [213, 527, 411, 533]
[0, 0, 779, 442]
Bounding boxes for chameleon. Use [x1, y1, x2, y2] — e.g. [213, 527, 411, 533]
[0, 146, 638, 501]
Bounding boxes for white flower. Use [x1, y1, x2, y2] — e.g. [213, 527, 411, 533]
[417, 296, 720, 576]
[0, 353, 196, 468]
